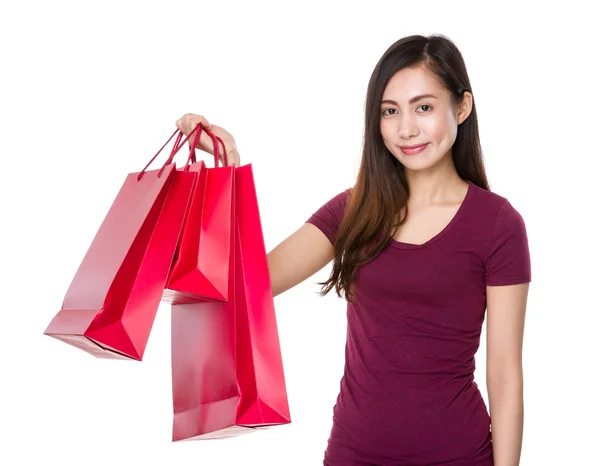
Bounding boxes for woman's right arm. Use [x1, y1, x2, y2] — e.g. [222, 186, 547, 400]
[267, 223, 334, 298]
[175, 113, 334, 297]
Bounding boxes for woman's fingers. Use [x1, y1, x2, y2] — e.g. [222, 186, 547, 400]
[174, 113, 241, 166]
[175, 113, 211, 136]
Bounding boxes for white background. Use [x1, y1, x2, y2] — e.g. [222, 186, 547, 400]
[1, 1, 598, 465]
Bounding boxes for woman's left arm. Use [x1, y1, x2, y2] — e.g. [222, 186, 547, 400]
[486, 282, 530, 466]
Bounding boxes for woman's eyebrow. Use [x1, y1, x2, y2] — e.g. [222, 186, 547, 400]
[381, 94, 438, 105]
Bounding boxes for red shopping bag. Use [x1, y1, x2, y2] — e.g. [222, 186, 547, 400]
[162, 127, 234, 304]
[44, 128, 202, 360]
[170, 163, 291, 440]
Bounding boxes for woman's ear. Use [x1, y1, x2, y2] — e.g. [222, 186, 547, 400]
[457, 91, 473, 125]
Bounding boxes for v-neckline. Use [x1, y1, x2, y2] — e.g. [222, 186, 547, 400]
[390, 180, 474, 250]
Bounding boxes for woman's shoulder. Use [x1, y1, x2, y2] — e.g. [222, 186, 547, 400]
[305, 187, 353, 245]
[468, 181, 529, 245]
[318, 186, 353, 212]
[468, 180, 521, 217]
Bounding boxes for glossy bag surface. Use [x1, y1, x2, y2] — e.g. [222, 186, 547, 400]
[170, 164, 291, 440]
[163, 128, 234, 304]
[44, 129, 200, 360]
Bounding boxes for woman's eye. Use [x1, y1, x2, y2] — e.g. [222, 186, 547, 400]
[382, 105, 432, 116]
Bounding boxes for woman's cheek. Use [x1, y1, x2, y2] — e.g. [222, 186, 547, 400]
[422, 115, 447, 142]
[381, 119, 398, 142]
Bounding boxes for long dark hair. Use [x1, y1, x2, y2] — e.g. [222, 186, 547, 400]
[319, 34, 491, 303]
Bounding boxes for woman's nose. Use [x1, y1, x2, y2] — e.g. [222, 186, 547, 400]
[397, 114, 419, 139]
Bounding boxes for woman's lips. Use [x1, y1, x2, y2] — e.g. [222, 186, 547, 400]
[400, 143, 428, 155]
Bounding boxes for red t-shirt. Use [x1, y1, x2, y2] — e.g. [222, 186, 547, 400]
[306, 179, 531, 465]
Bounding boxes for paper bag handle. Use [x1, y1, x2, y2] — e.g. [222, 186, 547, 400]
[137, 126, 200, 181]
[171, 123, 228, 169]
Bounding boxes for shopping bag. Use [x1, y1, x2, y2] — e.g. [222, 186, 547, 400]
[170, 163, 291, 440]
[44, 128, 202, 360]
[162, 127, 234, 304]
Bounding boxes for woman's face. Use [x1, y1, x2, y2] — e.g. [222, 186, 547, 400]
[379, 65, 469, 171]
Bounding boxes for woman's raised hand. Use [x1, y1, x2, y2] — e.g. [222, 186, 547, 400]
[175, 113, 240, 167]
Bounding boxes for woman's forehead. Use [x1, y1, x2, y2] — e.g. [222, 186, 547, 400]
[382, 68, 447, 103]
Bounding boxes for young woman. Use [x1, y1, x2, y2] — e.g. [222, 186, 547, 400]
[175, 34, 531, 466]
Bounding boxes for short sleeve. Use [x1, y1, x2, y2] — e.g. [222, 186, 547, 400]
[485, 199, 532, 286]
[305, 188, 352, 245]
